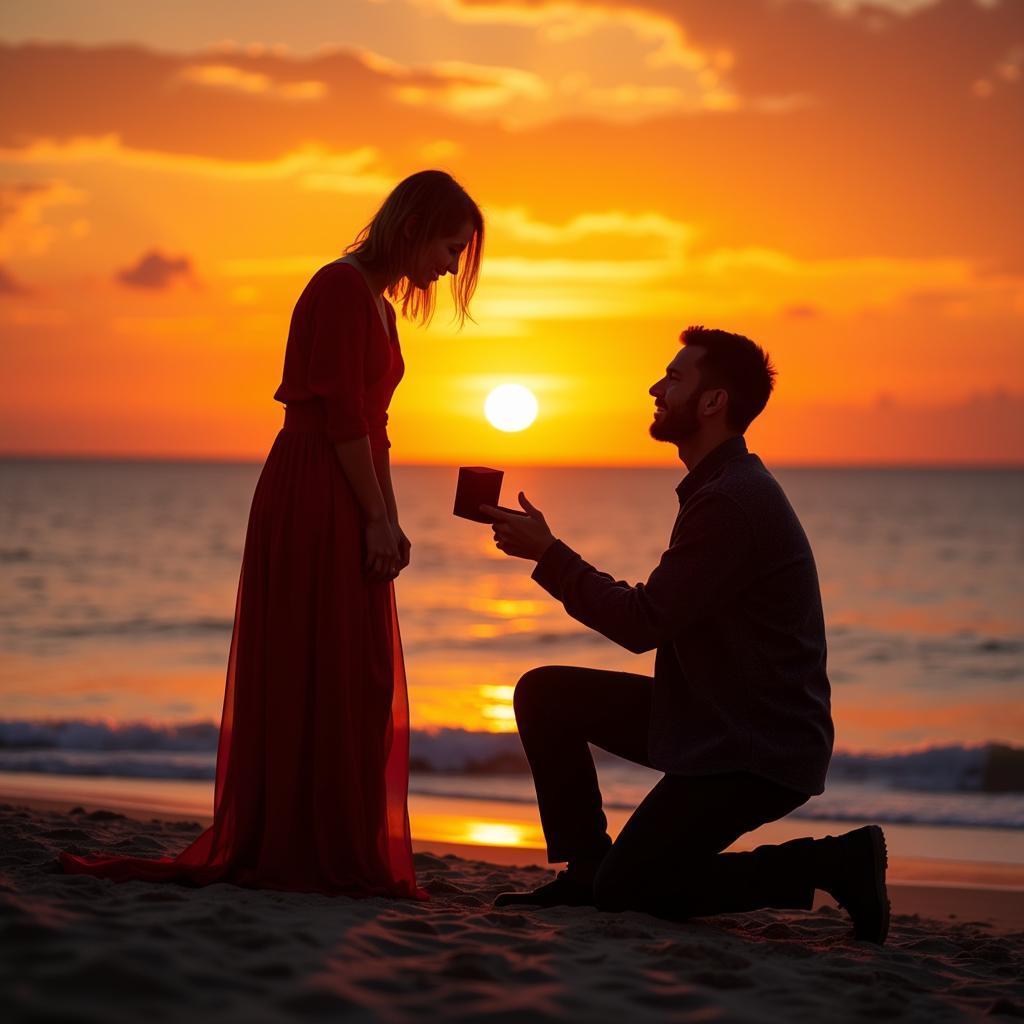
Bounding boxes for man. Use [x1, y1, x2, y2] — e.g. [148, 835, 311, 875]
[481, 326, 889, 944]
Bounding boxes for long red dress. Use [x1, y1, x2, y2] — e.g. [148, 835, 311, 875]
[61, 262, 426, 899]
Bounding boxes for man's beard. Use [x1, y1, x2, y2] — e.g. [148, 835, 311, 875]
[649, 390, 701, 443]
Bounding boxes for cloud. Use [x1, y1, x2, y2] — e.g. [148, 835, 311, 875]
[0, 34, 740, 141]
[0, 264, 30, 295]
[0, 179, 87, 258]
[416, 0, 716, 71]
[391, 59, 550, 118]
[178, 63, 328, 101]
[357, 44, 729, 125]
[116, 250, 195, 290]
[0, 15, 1018, 283]
[1, 17, 1014, 273]
[488, 206, 694, 255]
[443, 0, 1024, 117]
[0, 182, 50, 226]
[477, 205, 1019, 321]
[783, 304, 822, 319]
[0, 134, 392, 194]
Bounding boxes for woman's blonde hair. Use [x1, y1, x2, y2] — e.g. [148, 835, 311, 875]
[346, 170, 484, 326]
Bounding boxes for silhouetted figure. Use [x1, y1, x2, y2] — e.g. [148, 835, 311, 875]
[61, 171, 484, 897]
[483, 327, 889, 943]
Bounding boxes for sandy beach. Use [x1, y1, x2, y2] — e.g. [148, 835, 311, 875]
[3, 801, 1022, 1023]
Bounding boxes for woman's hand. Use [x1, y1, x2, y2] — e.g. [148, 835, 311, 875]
[394, 523, 412, 572]
[364, 517, 402, 583]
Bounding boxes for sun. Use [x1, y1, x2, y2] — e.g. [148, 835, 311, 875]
[484, 384, 538, 432]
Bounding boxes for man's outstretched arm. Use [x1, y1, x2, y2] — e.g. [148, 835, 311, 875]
[483, 489, 754, 654]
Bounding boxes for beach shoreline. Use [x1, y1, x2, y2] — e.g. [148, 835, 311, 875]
[6, 789, 1024, 931]
[3, 799, 1022, 1022]
[4, 772, 1022, 879]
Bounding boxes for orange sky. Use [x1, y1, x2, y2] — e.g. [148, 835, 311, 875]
[1, 0, 1022, 465]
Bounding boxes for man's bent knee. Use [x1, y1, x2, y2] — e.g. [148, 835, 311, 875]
[513, 666, 563, 720]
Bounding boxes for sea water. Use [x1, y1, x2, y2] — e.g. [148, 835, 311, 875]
[1, 458, 1021, 862]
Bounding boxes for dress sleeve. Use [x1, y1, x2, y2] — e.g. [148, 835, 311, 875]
[368, 412, 390, 450]
[307, 270, 371, 443]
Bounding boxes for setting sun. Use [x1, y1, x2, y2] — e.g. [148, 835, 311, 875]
[484, 385, 539, 433]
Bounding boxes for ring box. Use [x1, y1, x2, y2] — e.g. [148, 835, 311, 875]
[453, 467, 528, 523]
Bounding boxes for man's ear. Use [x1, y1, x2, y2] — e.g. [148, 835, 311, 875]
[704, 388, 728, 415]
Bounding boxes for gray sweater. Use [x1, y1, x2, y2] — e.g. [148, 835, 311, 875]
[531, 436, 834, 795]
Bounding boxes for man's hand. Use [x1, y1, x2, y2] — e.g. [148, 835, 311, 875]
[480, 492, 557, 562]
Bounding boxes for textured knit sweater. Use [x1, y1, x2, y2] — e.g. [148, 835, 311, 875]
[531, 436, 834, 795]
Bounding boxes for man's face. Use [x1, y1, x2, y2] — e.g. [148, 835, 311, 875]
[649, 345, 705, 443]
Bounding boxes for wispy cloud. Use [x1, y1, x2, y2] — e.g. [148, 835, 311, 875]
[0, 179, 87, 257]
[392, 59, 549, 118]
[116, 249, 195, 290]
[0, 135, 391, 193]
[178, 63, 328, 101]
[477, 205, 1018, 321]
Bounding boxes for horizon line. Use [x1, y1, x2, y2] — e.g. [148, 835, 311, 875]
[1, 450, 1022, 472]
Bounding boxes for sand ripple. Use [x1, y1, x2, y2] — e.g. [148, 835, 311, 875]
[2, 803, 1022, 1022]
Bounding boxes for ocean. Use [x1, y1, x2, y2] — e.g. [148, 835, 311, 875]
[1, 457, 1022, 867]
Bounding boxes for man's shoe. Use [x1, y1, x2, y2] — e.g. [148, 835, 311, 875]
[494, 870, 595, 908]
[822, 825, 890, 944]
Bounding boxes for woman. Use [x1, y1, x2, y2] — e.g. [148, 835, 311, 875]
[61, 170, 485, 897]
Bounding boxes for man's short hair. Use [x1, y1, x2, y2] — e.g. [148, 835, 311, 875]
[681, 326, 777, 432]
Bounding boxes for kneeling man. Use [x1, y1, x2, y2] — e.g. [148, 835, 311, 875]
[483, 326, 888, 944]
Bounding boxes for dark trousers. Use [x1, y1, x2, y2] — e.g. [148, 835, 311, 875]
[515, 665, 820, 919]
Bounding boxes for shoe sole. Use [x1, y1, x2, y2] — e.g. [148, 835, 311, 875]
[863, 824, 890, 945]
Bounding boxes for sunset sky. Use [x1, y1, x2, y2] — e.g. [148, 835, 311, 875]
[1, 0, 1021, 465]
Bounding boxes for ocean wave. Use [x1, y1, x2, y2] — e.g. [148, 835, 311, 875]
[1, 718, 1021, 794]
[0, 718, 219, 752]
[20, 617, 234, 640]
[0, 749, 214, 780]
[828, 745, 1024, 793]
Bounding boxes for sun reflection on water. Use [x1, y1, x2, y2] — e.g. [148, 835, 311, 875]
[479, 685, 515, 702]
[470, 598, 543, 618]
[479, 683, 516, 729]
[481, 705, 516, 723]
[464, 822, 530, 846]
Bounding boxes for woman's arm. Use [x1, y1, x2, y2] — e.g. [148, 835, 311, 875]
[333, 436, 388, 519]
[372, 445, 399, 525]
[373, 446, 411, 571]
[333, 436, 400, 580]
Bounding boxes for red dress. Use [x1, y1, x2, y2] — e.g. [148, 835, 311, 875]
[61, 262, 426, 899]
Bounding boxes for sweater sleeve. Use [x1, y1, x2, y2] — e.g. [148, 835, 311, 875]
[307, 270, 372, 443]
[531, 489, 754, 654]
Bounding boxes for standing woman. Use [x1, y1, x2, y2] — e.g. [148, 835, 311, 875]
[61, 170, 484, 897]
